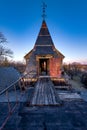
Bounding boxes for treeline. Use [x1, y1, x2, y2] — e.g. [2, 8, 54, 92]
[63, 62, 87, 74]
[63, 62, 87, 86]
[0, 59, 26, 73]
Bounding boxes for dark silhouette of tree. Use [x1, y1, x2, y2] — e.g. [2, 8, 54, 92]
[0, 32, 13, 59]
[0, 46, 13, 57]
[0, 32, 7, 43]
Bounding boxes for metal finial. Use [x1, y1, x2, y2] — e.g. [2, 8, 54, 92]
[42, 2, 47, 20]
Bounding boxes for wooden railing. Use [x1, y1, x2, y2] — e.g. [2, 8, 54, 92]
[0, 72, 37, 130]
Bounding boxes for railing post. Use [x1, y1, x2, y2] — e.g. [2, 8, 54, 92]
[6, 90, 11, 113]
[14, 85, 18, 104]
[22, 78, 26, 90]
[0, 72, 33, 130]
[18, 80, 22, 92]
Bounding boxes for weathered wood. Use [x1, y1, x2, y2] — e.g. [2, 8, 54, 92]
[30, 77, 62, 106]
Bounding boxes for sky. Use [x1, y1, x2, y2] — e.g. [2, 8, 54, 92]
[0, 0, 87, 64]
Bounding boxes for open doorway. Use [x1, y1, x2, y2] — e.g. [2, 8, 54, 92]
[39, 59, 49, 75]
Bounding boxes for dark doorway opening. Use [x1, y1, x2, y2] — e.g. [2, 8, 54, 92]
[39, 59, 49, 75]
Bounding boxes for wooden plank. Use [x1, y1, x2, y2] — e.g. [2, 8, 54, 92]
[30, 77, 61, 106]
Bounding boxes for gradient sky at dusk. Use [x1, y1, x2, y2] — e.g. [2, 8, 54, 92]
[0, 0, 87, 63]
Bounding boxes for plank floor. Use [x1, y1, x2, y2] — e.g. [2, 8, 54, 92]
[30, 77, 62, 106]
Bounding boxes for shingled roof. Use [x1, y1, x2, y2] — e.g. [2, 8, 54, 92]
[35, 20, 54, 46]
[24, 20, 64, 59]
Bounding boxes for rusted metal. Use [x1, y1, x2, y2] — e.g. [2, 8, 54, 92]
[0, 103, 18, 130]
[0, 71, 35, 130]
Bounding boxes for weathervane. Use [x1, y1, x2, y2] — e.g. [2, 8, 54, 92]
[42, 2, 47, 20]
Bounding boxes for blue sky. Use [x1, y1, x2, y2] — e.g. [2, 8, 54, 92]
[0, 0, 87, 63]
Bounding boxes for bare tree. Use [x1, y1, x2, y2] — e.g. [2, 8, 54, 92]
[0, 46, 13, 57]
[0, 32, 7, 44]
[0, 32, 13, 59]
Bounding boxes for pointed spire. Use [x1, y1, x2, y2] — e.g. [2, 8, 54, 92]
[42, 2, 47, 20]
[35, 20, 54, 46]
[41, 20, 47, 28]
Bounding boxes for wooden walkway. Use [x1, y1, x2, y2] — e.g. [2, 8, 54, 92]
[30, 77, 62, 106]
